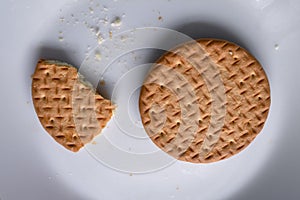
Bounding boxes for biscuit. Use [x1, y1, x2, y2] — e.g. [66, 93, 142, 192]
[139, 39, 270, 163]
[32, 60, 114, 152]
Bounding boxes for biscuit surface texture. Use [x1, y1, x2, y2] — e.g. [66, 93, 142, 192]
[32, 60, 114, 152]
[139, 39, 270, 163]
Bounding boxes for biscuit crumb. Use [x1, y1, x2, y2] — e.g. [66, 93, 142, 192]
[99, 79, 105, 86]
[97, 35, 104, 45]
[111, 17, 122, 27]
[89, 7, 94, 14]
[95, 51, 101, 60]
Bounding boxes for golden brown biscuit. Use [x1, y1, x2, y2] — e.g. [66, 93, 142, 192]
[32, 60, 114, 152]
[139, 39, 270, 163]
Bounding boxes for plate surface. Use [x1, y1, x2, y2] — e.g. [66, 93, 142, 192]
[1, 0, 300, 199]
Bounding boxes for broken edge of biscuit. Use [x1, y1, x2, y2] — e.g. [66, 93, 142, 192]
[31, 59, 115, 152]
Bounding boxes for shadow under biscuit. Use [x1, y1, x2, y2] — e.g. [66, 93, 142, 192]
[31, 46, 78, 80]
[34, 46, 79, 68]
[173, 21, 248, 51]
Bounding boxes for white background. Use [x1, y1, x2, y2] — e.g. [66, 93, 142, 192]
[1, 0, 300, 199]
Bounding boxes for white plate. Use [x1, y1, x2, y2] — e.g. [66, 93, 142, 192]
[1, 0, 300, 199]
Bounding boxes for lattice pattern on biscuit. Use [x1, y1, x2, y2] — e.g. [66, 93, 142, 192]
[32, 60, 114, 152]
[141, 64, 202, 158]
[139, 39, 270, 163]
